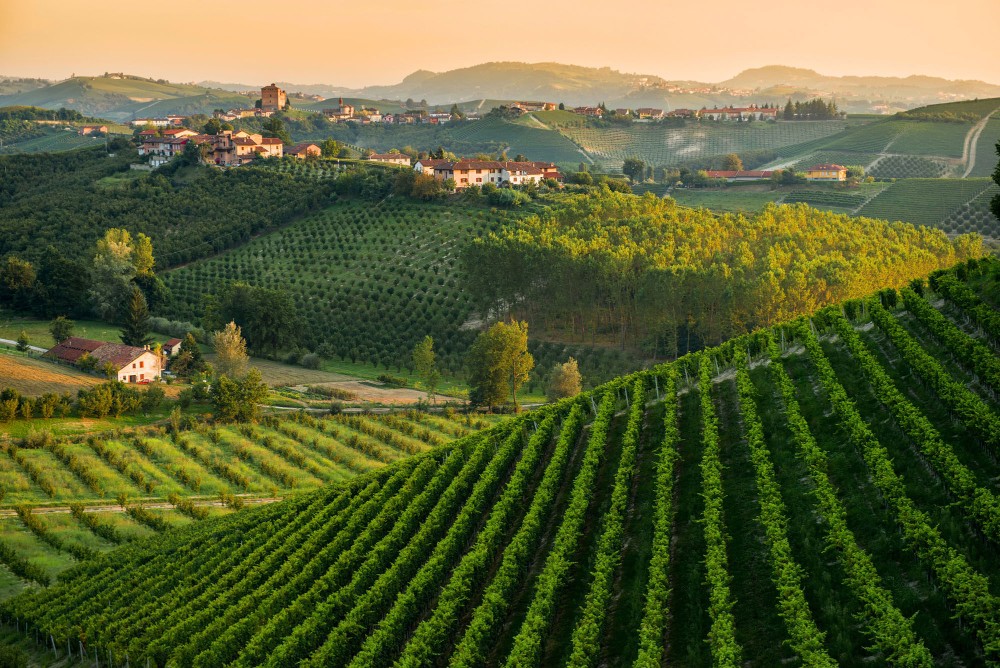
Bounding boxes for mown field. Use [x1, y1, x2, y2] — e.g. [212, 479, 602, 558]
[6, 258, 999, 666]
[0, 409, 489, 602]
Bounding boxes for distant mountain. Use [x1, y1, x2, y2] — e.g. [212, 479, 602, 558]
[354, 62, 667, 106]
[0, 76, 251, 120]
[0, 76, 50, 97]
[722, 65, 1000, 102]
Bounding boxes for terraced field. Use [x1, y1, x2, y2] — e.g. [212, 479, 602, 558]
[0, 410, 488, 599]
[5, 259, 999, 665]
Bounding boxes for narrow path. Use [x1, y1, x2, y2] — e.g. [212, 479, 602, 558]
[961, 109, 999, 178]
[0, 339, 47, 353]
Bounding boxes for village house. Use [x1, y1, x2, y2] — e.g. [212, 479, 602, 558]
[78, 125, 107, 136]
[286, 143, 322, 159]
[324, 98, 355, 122]
[573, 106, 604, 117]
[803, 163, 848, 181]
[413, 158, 450, 174]
[162, 128, 198, 139]
[45, 337, 162, 384]
[162, 338, 183, 357]
[699, 105, 779, 121]
[512, 101, 557, 112]
[367, 153, 411, 166]
[261, 83, 287, 112]
[636, 108, 665, 120]
[665, 109, 696, 118]
[129, 116, 186, 128]
[422, 160, 560, 189]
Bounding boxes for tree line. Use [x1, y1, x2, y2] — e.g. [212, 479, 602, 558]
[463, 189, 983, 359]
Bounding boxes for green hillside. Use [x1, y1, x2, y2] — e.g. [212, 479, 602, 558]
[0, 76, 251, 120]
[5, 258, 999, 665]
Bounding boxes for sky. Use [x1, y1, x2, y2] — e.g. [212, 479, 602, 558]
[2, 0, 998, 87]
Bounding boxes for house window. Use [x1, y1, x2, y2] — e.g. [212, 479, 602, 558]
[132, 363, 136, 369]
[140, 360, 144, 368]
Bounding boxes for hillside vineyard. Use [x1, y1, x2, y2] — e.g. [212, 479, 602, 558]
[5, 260, 1000, 666]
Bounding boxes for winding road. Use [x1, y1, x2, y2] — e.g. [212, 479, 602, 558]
[961, 108, 999, 178]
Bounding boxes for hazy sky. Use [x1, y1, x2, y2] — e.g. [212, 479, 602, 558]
[2, 0, 998, 87]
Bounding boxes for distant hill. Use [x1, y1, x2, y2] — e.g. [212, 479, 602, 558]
[722, 65, 1000, 103]
[0, 75, 252, 120]
[0, 76, 50, 97]
[354, 61, 667, 106]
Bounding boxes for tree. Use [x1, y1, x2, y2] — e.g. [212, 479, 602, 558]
[321, 138, 342, 157]
[212, 368, 269, 422]
[205, 283, 299, 357]
[622, 157, 646, 183]
[722, 153, 743, 171]
[783, 99, 794, 120]
[203, 118, 222, 135]
[213, 321, 249, 378]
[120, 286, 152, 347]
[91, 228, 137, 322]
[15, 330, 29, 352]
[171, 333, 205, 376]
[132, 233, 155, 276]
[412, 335, 441, 404]
[261, 117, 291, 145]
[0, 256, 36, 310]
[49, 316, 74, 344]
[547, 357, 582, 401]
[466, 319, 534, 411]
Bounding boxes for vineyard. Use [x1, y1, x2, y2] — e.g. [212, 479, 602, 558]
[0, 130, 101, 154]
[970, 117, 1000, 178]
[0, 410, 488, 600]
[857, 178, 994, 228]
[561, 120, 854, 169]
[161, 197, 639, 386]
[940, 182, 1000, 239]
[6, 258, 1000, 666]
[868, 154, 952, 179]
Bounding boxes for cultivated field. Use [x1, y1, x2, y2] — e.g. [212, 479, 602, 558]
[857, 178, 994, 228]
[0, 352, 101, 396]
[0, 409, 489, 600]
[5, 259, 999, 665]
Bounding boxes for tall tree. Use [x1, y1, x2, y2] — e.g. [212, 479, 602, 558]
[783, 99, 794, 120]
[547, 357, 583, 401]
[91, 228, 136, 322]
[120, 286, 152, 347]
[132, 233, 155, 276]
[213, 321, 249, 379]
[622, 157, 646, 183]
[212, 367, 269, 422]
[412, 335, 441, 404]
[0, 256, 36, 311]
[467, 319, 534, 411]
[170, 333, 205, 377]
[722, 153, 743, 171]
[206, 282, 299, 356]
[49, 316, 74, 344]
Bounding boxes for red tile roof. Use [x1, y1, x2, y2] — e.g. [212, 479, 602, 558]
[808, 164, 847, 171]
[45, 337, 104, 364]
[89, 343, 149, 369]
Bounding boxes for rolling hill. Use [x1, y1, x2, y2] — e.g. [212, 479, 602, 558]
[4, 258, 999, 665]
[0, 76, 251, 120]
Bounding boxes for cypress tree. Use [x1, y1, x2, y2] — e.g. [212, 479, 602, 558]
[120, 286, 152, 347]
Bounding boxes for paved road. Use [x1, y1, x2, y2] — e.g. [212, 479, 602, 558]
[0, 338, 47, 353]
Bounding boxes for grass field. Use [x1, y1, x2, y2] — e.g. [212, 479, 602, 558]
[970, 116, 1000, 178]
[6, 259, 998, 666]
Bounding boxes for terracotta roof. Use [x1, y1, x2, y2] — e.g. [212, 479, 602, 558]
[808, 164, 847, 171]
[89, 343, 149, 369]
[165, 338, 182, 347]
[287, 143, 320, 154]
[259, 137, 283, 145]
[45, 337, 104, 364]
